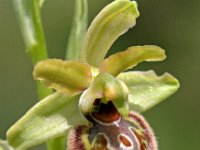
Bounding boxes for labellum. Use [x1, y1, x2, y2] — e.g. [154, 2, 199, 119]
[68, 99, 157, 150]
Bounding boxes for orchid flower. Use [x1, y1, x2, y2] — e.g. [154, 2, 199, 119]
[5, 0, 179, 150]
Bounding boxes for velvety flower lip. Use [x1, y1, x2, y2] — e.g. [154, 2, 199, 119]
[6, 0, 179, 150]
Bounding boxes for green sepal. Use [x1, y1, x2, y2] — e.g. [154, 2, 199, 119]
[79, 73, 129, 117]
[100, 45, 166, 76]
[117, 70, 180, 112]
[6, 92, 88, 150]
[33, 59, 92, 95]
[80, 0, 139, 67]
[66, 0, 88, 60]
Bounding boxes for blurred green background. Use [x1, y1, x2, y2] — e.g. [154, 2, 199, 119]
[0, 0, 200, 149]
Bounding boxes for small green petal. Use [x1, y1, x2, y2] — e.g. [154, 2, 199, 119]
[80, 0, 139, 67]
[33, 59, 92, 95]
[100, 45, 166, 76]
[79, 73, 129, 117]
[7, 92, 87, 150]
[118, 70, 180, 112]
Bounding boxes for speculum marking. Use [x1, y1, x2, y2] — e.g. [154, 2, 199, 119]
[118, 134, 133, 149]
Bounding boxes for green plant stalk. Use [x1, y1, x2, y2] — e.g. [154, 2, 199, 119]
[13, 0, 88, 149]
[66, 0, 88, 60]
[13, 0, 52, 99]
[13, 0, 59, 149]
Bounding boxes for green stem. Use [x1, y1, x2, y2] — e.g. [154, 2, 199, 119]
[13, 0, 52, 99]
[13, 0, 88, 149]
[13, 0, 47, 64]
[13, 0, 53, 149]
[66, 0, 88, 60]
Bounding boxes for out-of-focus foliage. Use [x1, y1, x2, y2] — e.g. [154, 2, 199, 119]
[0, 0, 200, 150]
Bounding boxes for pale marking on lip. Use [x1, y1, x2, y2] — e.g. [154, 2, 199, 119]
[117, 133, 134, 150]
[128, 126, 143, 150]
[95, 132, 115, 150]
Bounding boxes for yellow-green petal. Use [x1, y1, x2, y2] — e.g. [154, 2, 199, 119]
[118, 70, 180, 112]
[7, 92, 87, 150]
[80, 0, 139, 67]
[33, 59, 92, 95]
[100, 45, 166, 76]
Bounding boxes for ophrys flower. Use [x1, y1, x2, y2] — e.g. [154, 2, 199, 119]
[7, 0, 179, 150]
